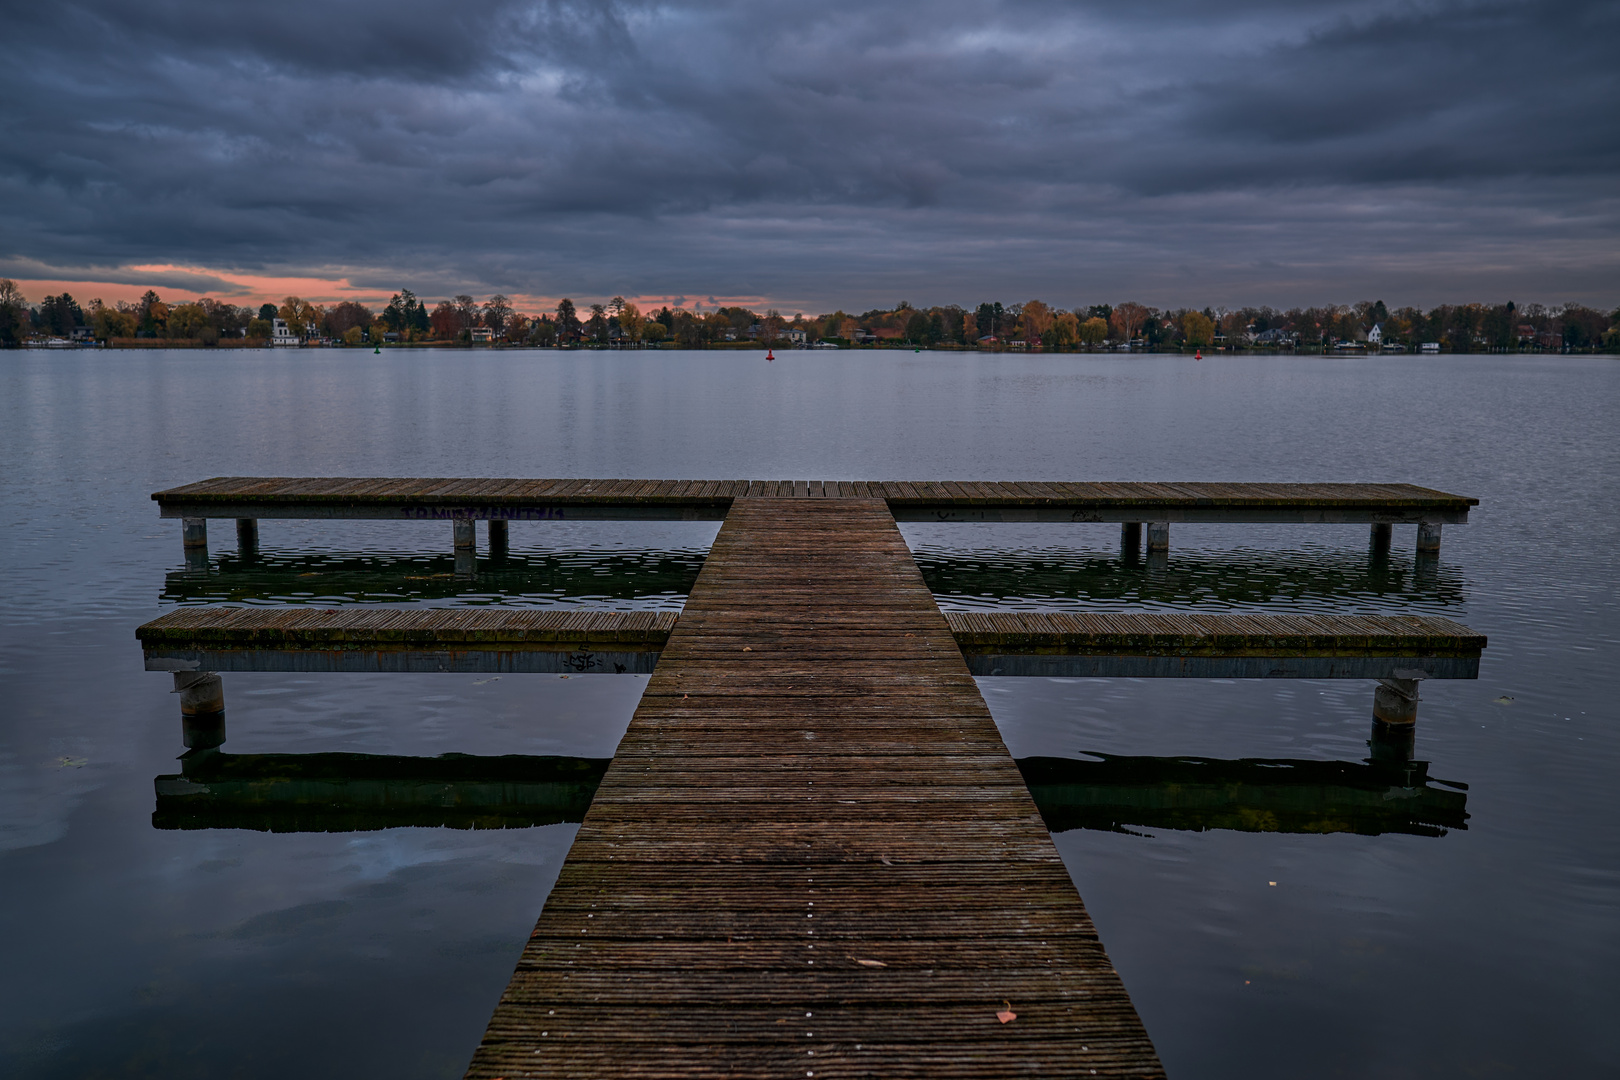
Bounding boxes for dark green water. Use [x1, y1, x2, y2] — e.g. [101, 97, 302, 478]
[1, 350, 1615, 1077]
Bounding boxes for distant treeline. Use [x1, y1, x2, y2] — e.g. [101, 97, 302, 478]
[3, 280, 1617, 352]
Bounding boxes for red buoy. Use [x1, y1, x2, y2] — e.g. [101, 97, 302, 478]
[766, 349, 774, 361]
[1195, 349, 1202, 360]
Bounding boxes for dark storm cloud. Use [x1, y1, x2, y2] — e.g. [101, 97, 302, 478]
[1, 0, 1615, 308]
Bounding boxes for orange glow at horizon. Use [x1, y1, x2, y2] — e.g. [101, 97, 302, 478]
[7, 264, 792, 316]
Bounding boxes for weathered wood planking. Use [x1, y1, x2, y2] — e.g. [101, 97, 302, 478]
[465, 498, 1165, 1079]
[137, 608, 675, 674]
[949, 611, 1485, 679]
[136, 607, 1484, 679]
[153, 477, 1476, 524]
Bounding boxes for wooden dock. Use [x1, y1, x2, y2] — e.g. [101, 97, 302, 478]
[948, 611, 1484, 680]
[464, 498, 1164, 1078]
[155, 476, 1475, 525]
[137, 608, 675, 674]
[140, 480, 1489, 1076]
[153, 477, 1476, 565]
[137, 609, 1483, 682]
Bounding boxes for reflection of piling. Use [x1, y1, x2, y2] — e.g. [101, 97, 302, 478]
[454, 518, 477, 578]
[236, 518, 259, 562]
[488, 519, 509, 563]
[1368, 719, 1416, 762]
[173, 671, 225, 749]
[1120, 522, 1141, 561]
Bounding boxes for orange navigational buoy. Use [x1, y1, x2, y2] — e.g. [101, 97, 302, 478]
[766, 349, 774, 361]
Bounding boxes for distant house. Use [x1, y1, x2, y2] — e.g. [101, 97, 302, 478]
[1367, 324, 1383, 346]
[782, 327, 806, 344]
[470, 327, 492, 343]
[1251, 329, 1296, 347]
[270, 318, 299, 347]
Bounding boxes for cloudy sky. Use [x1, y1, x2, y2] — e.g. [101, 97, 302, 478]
[2, 0, 1615, 313]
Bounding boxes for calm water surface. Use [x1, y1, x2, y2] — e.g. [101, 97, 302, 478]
[1, 350, 1616, 1077]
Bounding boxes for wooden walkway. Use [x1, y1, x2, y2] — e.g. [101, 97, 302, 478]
[947, 611, 1484, 679]
[138, 607, 1484, 681]
[137, 608, 674, 673]
[465, 498, 1164, 1078]
[154, 476, 1476, 524]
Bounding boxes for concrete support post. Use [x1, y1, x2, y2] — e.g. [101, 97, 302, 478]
[182, 517, 210, 572]
[1120, 522, 1141, 555]
[173, 671, 226, 749]
[236, 518, 259, 559]
[182, 517, 208, 552]
[488, 519, 509, 560]
[1370, 522, 1392, 553]
[1373, 676, 1421, 725]
[1416, 522, 1442, 553]
[1146, 522, 1170, 553]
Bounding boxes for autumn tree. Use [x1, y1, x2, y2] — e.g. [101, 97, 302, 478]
[483, 295, 513, 335]
[1078, 317, 1107, 348]
[1051, 311, 1079, 348]
[279, 296, 322, 336]
[1018, 300, 1053, 344]
[325, 301, 374, 338]
[620, 301, 645, 344]
[1109, 302, 1150, 343]
[430, 302, 461, 340]
[1181, 310, 1214, 346]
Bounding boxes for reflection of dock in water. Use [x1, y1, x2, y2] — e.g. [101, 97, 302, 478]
[1020, 754, 1468, 838]
[154, 752, 608, 832]
[161, 546, 705, 605]
[154, 751, 1468, 839]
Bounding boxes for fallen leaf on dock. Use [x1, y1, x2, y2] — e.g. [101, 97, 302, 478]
[57, 757, 87, 768]
[1493, 696, 1514, 705]
[473, 677, 500, 685]
[854, 959, 886, 968]
[997, 1001, 1017, 1023]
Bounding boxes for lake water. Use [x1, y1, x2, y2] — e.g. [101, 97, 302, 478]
[1, 349, 1616, 1077]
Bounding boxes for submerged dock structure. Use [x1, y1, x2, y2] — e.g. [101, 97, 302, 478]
[141, 477, 1485, 1077]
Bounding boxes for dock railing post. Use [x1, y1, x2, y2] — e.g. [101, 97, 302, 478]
[236, 518, 259, 561]
[1417, 521, 1442, 554]
[1147, 521, 1170, 553]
